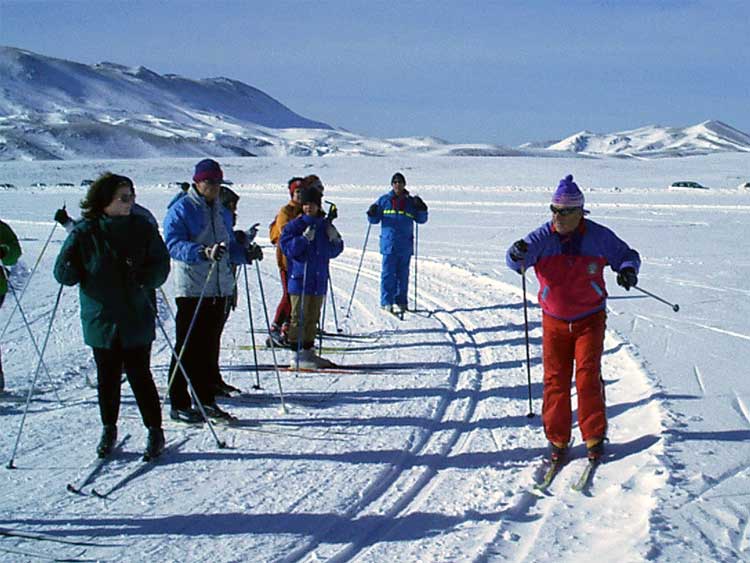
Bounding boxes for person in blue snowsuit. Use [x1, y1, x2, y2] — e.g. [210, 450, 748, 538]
[367, 172, 428, 314]
[280, 186, 344, 368]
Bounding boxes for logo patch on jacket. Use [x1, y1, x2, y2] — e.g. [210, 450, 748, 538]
[587, 262, 598, 275]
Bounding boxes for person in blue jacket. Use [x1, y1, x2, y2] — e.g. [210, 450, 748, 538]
[367, 172, 428, 314]
[280, 186, 344, 369]
[163, 159, 261, 423]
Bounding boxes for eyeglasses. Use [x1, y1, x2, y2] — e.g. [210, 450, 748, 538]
[550, 205, 581, 216]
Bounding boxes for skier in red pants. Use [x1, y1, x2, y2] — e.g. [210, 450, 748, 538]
[506, 174, 641, 462]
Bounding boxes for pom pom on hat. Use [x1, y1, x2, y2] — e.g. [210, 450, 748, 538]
[193, 159, 223, 183]
[551, 174, 585, 208]
[300, 186, 322, 207]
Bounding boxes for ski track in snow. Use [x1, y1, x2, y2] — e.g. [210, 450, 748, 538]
[9, 159, 750, 561]
[0, 227, 666, 562]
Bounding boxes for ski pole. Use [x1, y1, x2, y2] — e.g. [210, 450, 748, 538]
[327, 272, 342, 333]
[242, 265, 262, 390]
[158, 286, 175, 321]
[0, 222, 57, 342]
[413, 223, 419, 313]
[162, 260, 217, 404]
[150, 293, 227, 449]
[296, 259, 309, 375]
[345, 223, 371, 319]
[4, 276, 62, 404]
[633, 285, 680, 312]
[254, 260, 287, 413]
[521, 267, 534, 419]
[7, 283, 64, 469]
[318, 291, 327, 356]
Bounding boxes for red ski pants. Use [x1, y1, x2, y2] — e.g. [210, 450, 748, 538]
[542, 310, 607, 445]
[273, 269, 291, 328]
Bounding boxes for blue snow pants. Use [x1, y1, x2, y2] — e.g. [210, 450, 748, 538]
[381, 254, 411, 307]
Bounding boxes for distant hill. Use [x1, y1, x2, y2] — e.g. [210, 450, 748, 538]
[532, 120, 750, 158]
[2, 47, 748, 161]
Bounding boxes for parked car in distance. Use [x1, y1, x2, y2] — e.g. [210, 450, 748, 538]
[56, 182, 75, 187]
[738, 182, 750, 190]
[31, 182, 47, 187]
[0, 183, 15, 189]
[669, 181, 709, 190]
[80, 179, 94, 186]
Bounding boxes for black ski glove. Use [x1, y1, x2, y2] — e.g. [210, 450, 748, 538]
[54, 207, 71, 225]
[327, 203, 338, 222]
[123, 257, 140, 286]
[246, 243, 263, 262]
[509, 239, 528, 263]
[203, 243, 226, 262]
[367, 204, 379, 218]
[413, 196, 428, 212]
[617, 267, 638, 290]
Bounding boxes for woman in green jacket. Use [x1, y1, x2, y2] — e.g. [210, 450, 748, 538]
[54, 173, 170, 459]
[0, 219, 22, 393]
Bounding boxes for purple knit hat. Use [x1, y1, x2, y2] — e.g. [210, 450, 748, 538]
[193, 159, 223, 183]
[551, 174, 585, 208]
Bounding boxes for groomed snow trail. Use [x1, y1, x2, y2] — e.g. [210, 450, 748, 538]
[0, 219, 666, 562]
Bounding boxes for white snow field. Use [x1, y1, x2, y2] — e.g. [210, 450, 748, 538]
[0, 153, 749, 562]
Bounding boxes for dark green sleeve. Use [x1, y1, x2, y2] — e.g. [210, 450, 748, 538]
[139, 224, 171, 289]
[0, 221, 22, 266]
[53, 231, 83, 286]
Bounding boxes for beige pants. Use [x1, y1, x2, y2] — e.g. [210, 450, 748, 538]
[289, 294, 325, 348]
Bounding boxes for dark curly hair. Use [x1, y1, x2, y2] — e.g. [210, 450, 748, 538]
[80, 173, 133, 219]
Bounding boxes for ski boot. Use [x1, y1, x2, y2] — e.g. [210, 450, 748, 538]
[145, 427, 165, 460]
[586, 438, 605, 462]
[96, 424, 118, 458]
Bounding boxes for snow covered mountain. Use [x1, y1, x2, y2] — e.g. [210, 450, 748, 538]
[0, 47, 530, 161]
[538, 120, 750, 158]
[2, 47, 748, 161]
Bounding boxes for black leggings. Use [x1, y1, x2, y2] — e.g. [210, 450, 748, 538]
[92, 341, 161, 429]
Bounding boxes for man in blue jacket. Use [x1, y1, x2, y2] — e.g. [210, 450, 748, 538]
[163, 159, 261, 422]
[367, 172, 428, 316]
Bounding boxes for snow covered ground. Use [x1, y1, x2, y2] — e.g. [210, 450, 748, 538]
[0, 153, 749, 561]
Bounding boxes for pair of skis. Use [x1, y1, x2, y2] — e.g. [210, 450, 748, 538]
[533, 457, 600, 494]
[66, 435, 184, 498]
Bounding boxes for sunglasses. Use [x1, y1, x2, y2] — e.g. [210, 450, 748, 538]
[201, 179, 223, 186]
[550, 205, 581, 216]
[116, 193, 134, 203]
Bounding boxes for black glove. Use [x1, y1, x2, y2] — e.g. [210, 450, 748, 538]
[413, 196, 428, 212]
[617, 267, 638, 290]
[245, 223, 260, 243]
[327, 203, 338, 222]
[509, 239, 528, 263]
[123, 257, 139, 286]
[246, 243, 263, 262]
[367, 204, 379, 218]
[54, 207, 71, 225]
[203, 243, 226, 262]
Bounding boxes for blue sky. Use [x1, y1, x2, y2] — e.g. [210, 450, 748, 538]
[1, 0, 747, 145]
